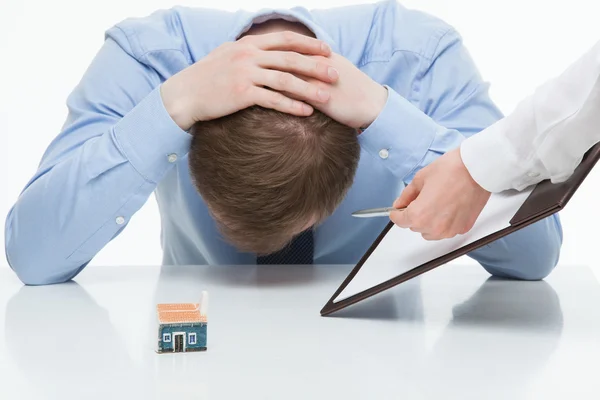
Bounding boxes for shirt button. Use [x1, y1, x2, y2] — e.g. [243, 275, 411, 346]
[527, 171, 540, 178]
[379, 149, 389, 159]
[167, 154, 178, 163]
[115, 216, 125, 225]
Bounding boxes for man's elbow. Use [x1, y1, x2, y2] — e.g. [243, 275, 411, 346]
[5, 241, 77, 286]
[511, 245, 561, 281]
[515, 217, 562, 281]
[519, 215, 563, 280]
[483, 242, 561, 281]
[480, 215, 563, 281]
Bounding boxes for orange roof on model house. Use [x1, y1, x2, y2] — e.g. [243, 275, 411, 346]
[157, 303, 199, 311]
[157, 303, 207, 324]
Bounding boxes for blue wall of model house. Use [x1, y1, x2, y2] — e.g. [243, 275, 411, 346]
[159, 323, 207, 351]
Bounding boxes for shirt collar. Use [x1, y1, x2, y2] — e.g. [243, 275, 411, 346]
[226, 7, 339, 54]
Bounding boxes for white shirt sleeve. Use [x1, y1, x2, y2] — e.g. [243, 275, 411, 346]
[460, 39, 600, 193]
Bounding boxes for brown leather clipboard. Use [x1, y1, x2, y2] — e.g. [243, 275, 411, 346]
[321, 142, 600, 316]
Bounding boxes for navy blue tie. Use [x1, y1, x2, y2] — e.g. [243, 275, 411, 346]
[256, 229, 314, 264]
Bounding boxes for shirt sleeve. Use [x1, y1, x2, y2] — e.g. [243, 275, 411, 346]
[358, 28, 504, 183]
[461, 39, 600, 192]
[4, 27, 192, 285]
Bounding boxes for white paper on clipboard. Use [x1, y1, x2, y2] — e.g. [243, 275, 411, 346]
[333, 187, 535, 303]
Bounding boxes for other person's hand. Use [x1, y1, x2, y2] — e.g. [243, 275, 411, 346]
[389, 148, 492, 240]
[161, 31, 339, 131]
[289, 53, 389, 129]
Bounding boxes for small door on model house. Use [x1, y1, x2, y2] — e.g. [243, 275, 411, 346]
[173, 333, 185, 352]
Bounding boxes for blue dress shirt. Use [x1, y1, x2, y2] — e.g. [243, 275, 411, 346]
[4, 0, 563, 285]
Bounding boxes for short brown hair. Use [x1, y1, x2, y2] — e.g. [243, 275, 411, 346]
[189, 106, 360, 254]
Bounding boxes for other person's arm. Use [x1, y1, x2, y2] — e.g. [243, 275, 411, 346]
[463, 39, 600, 193]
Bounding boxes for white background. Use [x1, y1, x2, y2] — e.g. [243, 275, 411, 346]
[1, 0, 600, 273]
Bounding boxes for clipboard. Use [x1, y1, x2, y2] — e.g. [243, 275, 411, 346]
[321, 142, 600, 316]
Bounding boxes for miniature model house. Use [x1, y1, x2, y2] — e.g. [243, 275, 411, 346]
[156, 291, 208, 353]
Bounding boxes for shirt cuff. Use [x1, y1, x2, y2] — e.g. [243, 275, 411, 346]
[358, 86, 437, 180]
[112, 86, 192, 183]
[460, 117, 545, 192]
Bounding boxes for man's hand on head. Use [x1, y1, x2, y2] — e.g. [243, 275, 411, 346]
[287, 53, 389, 129]
[160, 31, 339, 131]
[389, 148, 491, 240]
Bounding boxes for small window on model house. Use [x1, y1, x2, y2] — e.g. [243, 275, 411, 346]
[163, 333, 172, 342]
[189, 333, 197, 345]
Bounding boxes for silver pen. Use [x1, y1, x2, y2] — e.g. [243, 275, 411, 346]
[351, 206, 406, 218]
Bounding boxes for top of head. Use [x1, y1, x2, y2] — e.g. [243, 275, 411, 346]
[188, 106, 360, 255]
[187, 18, 360, 255]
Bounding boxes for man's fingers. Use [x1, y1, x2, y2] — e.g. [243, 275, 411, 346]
[258, 51, 338, 83]
[252, 87, 314, 116]
[249, 31, 332, 56]
[394, 182, 420, 209]
[256, 70, 330, 104]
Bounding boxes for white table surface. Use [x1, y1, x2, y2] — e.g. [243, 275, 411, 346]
[0, 263, 599, 400]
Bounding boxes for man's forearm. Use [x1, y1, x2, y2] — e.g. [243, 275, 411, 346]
[358, 87, 454, 181]
[5, 88, 191, 285]
[357, 27, 506, 186]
